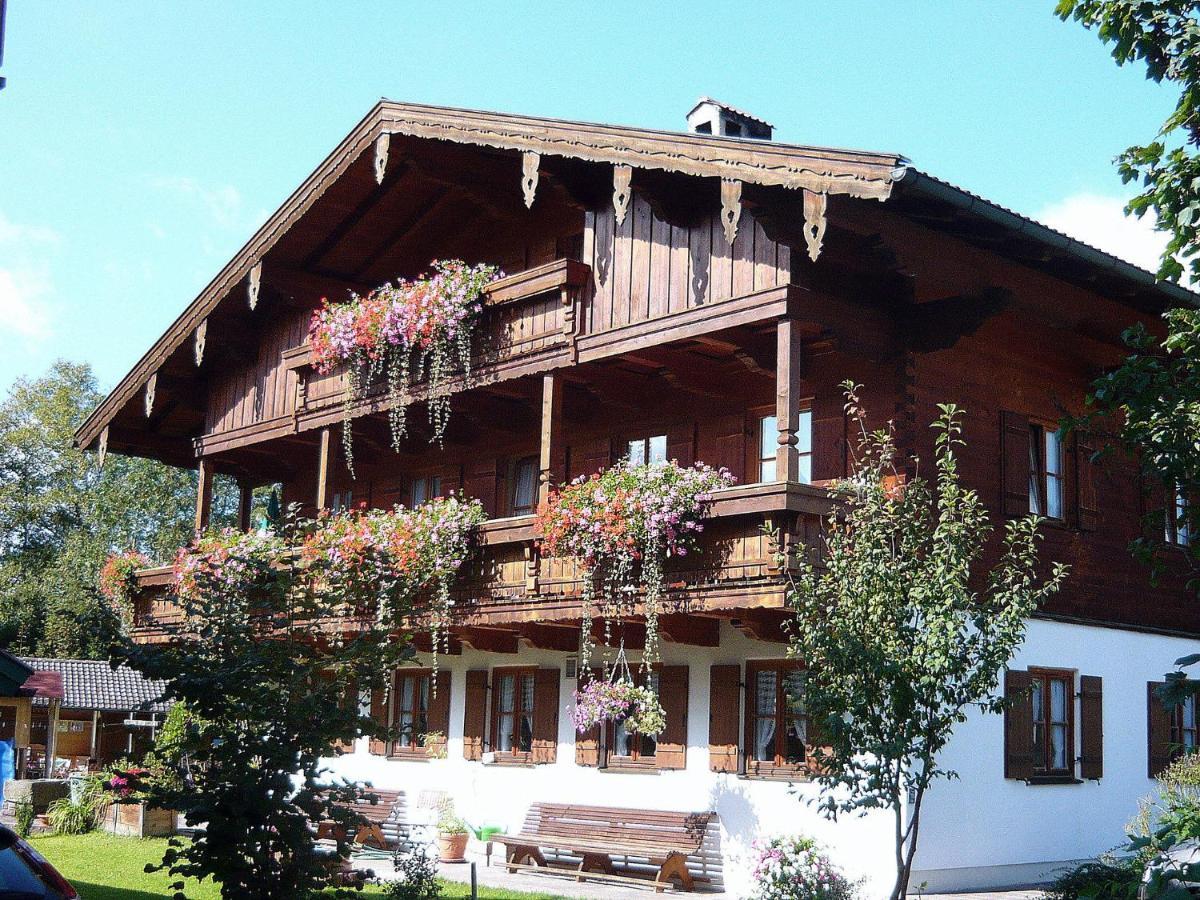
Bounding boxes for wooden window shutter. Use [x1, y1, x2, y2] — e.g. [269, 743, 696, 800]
[1148, 680, 1173, 778]
[532, 667, 560, 764]
[368, 686, 388, 756]
[713, 414, 746, 483]
[570, 439, 612, 481]
[1003, 668, 1034, 780]
[667, 423, 695, 467]
[656, 665, 689, 770]
[463, 670, 488, 761]
[461, 460, 499, 518]
[426, 671, 451, 759]
[1079, 675, 1103, 780]
[1075, 432, 1100, 531]
[1001, 411, 1031, 518]
[575, 668, 601, 766]
[708, 664, 741, 773]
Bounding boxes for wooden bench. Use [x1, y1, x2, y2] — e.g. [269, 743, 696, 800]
[316, 789, 408, 849]
[493, 803, 716, 892]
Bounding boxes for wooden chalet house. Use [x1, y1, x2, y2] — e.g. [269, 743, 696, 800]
[75, 98, 1198, 895]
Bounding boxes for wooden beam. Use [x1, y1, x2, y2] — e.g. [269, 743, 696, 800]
[300, 161, 408, 270]
[538, 372, 563, 507]
[412, 632, 462, 655]
[775, 318, 803, 483]
[658, 614, 720, 647]
[195, 456, 214, 536]
[316, 427, 331, 511]
[519, 623, 579, 653]
[237, 480, 254, 531]
[456, 626, 519, 654]
[729, 609, 791, 643]
[591, 619, 645, 650]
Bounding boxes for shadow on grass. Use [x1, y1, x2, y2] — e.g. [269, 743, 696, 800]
[70, 883, 173, 900]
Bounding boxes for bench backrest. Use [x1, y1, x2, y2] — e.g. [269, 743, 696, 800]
[347, 789, 405, 825]
[522, 803, 715, 854]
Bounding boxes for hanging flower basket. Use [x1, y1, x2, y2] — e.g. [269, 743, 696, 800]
[537, 459, 735, 670]
[571, 678, 666, 737]
[99, 550, 150, 628]
[308, 259, 501, 473]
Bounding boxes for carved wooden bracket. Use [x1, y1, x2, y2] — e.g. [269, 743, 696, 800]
[720, 178, 743, 244]
[97, 426, 108, 469]
[373, 133, 390, 185]
[247, 261, 262, 310]
[521, 150, 540, 208]
[194, 319, 208, 367]
[523, 542, 540, 593]
[802, 189, 827, 262]
[143, 372, 157, 418]
[612, 165, 632, 226]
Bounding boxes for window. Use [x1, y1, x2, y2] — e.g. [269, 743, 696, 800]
[758, 410, 812, 484]
[608, 671, 660, 764]
[492, 668, 535, 757]
[1166, 485, 1191, 547]
[1173, 694, 1198, 753]
[392, 670, 431, 754]
[627, 434, 667, 466]
[510, 456, 538, 517]
[1030, 670, 1073, 775]
[411, 475, 442, 507]
[746, 662, 808, 775]
[1029, 425, 1064, 519]
[331, 490, 353, 513]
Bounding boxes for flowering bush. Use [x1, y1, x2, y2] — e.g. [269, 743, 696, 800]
[99, 549, 150, 627]
[750, 836, 859, 900]
[537, 459, 734, 669]
[570, 678, 665, 736]
[309, 259, 501, 470]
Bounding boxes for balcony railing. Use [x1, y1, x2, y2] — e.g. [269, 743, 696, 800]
[128, 481, 833, 642]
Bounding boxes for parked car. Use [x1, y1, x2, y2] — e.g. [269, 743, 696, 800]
[0, 824, 78, 899]
[1140, 838, 1200, 899]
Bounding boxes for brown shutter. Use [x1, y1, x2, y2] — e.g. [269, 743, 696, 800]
[1079, 675, 1103, 780]
[426, 671, 451, 758]
[656, 665, 689, 769]
[463, 670, 488, 761]
[1003, 669, 1033, 780]
[333, 677, 357, 753]
[575, 668, 601, 766]
[532, 667, 561, 764]
[461, 459, 499, 517]
[708, 664, 741, 773]
[1148, 680, 1173, 778]
[667, 423, 695, 467]
[1001, 411, 1031, 518]
[368, 686, 388, 756]
[712, 414, 746, 482]
[1075, 432, 1100, 531]
[571, 438, 612, 480]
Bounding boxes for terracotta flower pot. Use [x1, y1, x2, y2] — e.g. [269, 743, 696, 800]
[437, 831, 469, 862]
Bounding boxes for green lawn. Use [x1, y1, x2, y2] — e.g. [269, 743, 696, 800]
[28, 833, 566, 900]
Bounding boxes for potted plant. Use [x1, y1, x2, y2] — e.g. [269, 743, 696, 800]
[436, 813, 470, 863]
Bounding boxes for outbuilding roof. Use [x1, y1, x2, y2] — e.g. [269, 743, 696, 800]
[19, 658, 169, 713]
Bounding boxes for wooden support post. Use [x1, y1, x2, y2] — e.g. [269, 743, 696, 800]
[46, 700, 60, 776]
[195, 457, 214, 536]
[538, 373, 563, 508]
[775, 318, 802, 483]
[89, 710, 100, 760]
[316, 427, 331, 511]
[237, 481, 254, 532]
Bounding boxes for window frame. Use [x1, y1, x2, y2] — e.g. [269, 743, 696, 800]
[624, 433, 668, 466]
[756, 404, 813, 485]
[603, 669, 661, 769]
[1029, 667, 1075, 777]
[1171, 693, 1199, 755]
[1166, 484, 1192, 548]
[410, 474, 443, 507]
[744, 660, 810, 779]
[508, 455, 539, 517]
[490, 666, 537, 764]
[389, 668, 432, 759]
[1028, 423, 1065, 521]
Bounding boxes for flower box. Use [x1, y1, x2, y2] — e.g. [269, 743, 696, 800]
[102, 801, 176, 838]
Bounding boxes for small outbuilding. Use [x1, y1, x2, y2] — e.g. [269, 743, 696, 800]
[19, 657, 169, 777]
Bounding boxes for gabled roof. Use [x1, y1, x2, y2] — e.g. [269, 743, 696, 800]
[20, 658, 169, 713]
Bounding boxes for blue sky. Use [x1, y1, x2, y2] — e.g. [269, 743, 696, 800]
[0, 1, 1178, 395]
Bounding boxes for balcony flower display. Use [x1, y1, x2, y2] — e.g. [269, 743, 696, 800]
[571, 678, 665, 737]
[172, 528, 288, 605]
[537, 459, 735, 670]
[99, 550, 151, 628]
[308, 259, 501, 472]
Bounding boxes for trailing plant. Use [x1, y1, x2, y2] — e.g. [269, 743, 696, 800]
[786, 384, 1066, 900]
[98, 549, 150, 629]
[749, 835, 860, 900]
[571, 677, 665, 737]
[309, 259, 500, 473]
[537, 459, 734, 671]
[117, 503, 415, 900]
[13, 800, 34, 838]
[46, 776, 107, 835]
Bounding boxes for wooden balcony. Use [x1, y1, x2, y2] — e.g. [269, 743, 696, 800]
[128, 481, 833, 645]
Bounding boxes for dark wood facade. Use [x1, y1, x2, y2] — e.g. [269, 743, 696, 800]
[75, 101, 1195, 643]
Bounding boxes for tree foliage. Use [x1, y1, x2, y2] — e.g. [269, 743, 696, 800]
[786, 386, 1066, 900]
[116, 506, 413, 900]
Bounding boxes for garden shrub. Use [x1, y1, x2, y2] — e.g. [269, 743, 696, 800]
[749, 835, 859, 900]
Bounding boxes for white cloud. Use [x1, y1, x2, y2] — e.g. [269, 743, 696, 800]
[147, 175, 247, 230]
[0, 210, 58, 246]
[0, 267, 51, 339]
[1034, 192, 1169, 274]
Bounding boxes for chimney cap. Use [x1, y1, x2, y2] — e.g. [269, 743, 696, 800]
[687, 96, 774, 129]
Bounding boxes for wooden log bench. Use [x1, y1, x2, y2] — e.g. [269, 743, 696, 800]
[316, 789, 408, 850]
[493, 802, 716, 892]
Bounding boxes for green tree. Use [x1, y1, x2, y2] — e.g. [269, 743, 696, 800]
[0, 360, 232, 658]
[786, 387, 1066, 900]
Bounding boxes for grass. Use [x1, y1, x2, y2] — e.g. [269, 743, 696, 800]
[28, 832, 567, 900]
